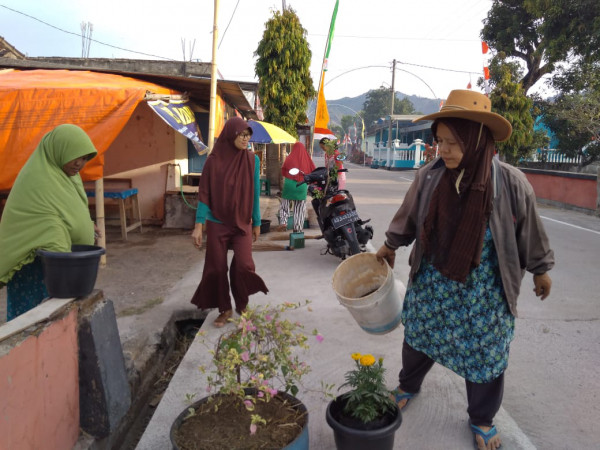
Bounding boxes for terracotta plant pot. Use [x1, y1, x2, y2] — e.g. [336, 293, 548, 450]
[325, 395, 402, 450]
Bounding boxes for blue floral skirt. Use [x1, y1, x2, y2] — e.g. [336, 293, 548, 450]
[6, 258, 48, 321]
[401, 227, 514, 383]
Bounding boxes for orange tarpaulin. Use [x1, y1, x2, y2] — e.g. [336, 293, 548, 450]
[0, 69, 178, 190]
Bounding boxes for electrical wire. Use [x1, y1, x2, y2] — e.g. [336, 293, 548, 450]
[0, 4, 177, 61]
[218, 0, 241, 49]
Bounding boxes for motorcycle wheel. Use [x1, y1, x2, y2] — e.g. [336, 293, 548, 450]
[339, 223, 361, 256]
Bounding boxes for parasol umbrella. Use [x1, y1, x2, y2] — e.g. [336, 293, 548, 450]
[247, 120, 297, 144]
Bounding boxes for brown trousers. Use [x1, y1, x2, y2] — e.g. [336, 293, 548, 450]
[191, 220, 268, 313]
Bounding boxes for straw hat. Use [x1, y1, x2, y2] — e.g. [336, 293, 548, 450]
[412, 90, 512, 142]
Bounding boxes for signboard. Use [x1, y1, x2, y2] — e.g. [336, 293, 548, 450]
[147, 99, 208, 154]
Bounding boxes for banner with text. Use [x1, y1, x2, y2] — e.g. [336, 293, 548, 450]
[147, 99, 208, 154]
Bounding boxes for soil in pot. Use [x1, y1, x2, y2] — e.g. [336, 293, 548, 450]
[172, 393, 307, 450]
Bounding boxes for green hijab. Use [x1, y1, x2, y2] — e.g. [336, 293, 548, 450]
[0, 124, 98, 286]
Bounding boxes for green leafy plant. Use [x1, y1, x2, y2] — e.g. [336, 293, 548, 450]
[339, 353, 397, 424]
[197, 301, 323, 434]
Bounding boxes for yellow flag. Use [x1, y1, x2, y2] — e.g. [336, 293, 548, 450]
[315, 77, 330, 131]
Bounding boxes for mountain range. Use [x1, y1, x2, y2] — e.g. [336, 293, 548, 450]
[325, 92, 441, 126]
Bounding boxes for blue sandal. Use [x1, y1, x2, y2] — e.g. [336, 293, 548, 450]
[389, 387, 416, 409]
[469, 420, 501, 449]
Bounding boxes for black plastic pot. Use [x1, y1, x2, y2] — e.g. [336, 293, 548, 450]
[260, 219, 271, 234]
[326, 395, 402, 450]
[37, 245, 105, 298]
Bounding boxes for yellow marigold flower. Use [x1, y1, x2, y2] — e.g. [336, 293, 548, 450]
[351, 353, 362, 361]
[360, 354, 376, 366]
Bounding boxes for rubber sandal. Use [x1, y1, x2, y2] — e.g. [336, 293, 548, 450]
[469, 420, 501, 449]
[389, 387, 416, 410]
[213, 310, 232, 328]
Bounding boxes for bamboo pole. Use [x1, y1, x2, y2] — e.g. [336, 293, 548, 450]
[94, 179, 106, 266]
[207, 0, 219, 153]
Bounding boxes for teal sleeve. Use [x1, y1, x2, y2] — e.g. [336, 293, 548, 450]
[252, 155, 261, 227]
[196, 201, 209, 224]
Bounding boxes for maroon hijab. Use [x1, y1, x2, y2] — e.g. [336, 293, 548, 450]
[422, 118, 495, 282]
[198, 117, 255, 232]
[281, 142, 315, 182]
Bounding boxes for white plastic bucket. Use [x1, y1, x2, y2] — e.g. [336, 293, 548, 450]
[332, 252, 403, 335]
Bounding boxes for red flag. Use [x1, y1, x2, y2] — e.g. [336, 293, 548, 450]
[482, 42, 491, 95]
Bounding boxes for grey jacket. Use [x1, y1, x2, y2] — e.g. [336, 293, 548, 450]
[384, 157, 554, 317]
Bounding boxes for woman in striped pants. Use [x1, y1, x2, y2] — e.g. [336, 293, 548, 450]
[279, 142, 315, 233]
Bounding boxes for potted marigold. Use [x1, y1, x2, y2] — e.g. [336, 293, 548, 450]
[326, 353, 402, 450]
[170, 301, 322, 450]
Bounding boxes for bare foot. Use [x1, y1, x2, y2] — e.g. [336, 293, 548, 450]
[473, 425, 501, 450]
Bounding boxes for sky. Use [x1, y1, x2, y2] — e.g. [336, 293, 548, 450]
[0, 0, 542, 106]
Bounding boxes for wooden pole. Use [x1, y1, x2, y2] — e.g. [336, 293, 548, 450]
[207, 0, 219, 153]
[94, 179, 106, 266]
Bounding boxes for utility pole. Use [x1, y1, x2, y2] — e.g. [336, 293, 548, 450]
[208, 0, 219, 152]
[389, 59, 396, 154]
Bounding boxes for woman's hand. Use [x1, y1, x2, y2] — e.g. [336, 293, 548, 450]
[376, 244, 396, 268]
[93, 222, 102, 245]
[252, 226, 260, 242]
[533, 273, 552, 300]
[192, 223, 203, 249]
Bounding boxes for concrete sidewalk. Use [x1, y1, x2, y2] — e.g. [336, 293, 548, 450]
[135, 196, 535, 449]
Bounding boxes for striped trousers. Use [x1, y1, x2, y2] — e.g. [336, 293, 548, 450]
[279, 198, 306, 232]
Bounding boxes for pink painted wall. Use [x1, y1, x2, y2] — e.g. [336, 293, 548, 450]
[103, 102, 178, 223]
[524, 171, 597, 210]
[0, 310, 79, 449]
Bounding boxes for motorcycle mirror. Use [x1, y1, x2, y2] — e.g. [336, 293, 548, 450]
[288, 168, 300, 176]
[336, 153, 347, 161]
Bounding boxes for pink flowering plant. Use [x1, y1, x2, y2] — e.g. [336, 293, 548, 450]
[339, 353, 397, 424]
[197, 301, 321, 433]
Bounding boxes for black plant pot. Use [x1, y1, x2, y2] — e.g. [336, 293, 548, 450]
[37, 244, 105, 298]
[326, 395, 402, 450]
[260, 219, 271, 234]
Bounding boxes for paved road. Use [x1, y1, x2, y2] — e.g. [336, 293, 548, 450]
[138, 161, 599, 449]
[345, 162, 600, 449]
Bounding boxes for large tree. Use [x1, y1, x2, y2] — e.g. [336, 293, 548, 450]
[540, 62, 600, 166]
[254, 8, 315, 136]
[487, 58, 537, 164]
[362, 88, 416, 126]
[482, 0, 600, 93]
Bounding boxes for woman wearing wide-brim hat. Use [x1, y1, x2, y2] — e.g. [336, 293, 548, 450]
[376, 90, 554, 449]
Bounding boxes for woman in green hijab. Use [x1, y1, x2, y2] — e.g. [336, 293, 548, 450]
[0, 124, 98, 320]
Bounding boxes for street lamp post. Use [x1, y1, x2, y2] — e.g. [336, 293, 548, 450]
[389, 59, 396, 167]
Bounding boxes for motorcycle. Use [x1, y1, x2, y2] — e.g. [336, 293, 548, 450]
[289, 163, 373, 260]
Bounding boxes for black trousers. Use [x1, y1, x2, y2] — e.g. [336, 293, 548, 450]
[398, 341, 504, 427]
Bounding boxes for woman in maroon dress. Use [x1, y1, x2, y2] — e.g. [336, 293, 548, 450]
[191, 117, 268, 327]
